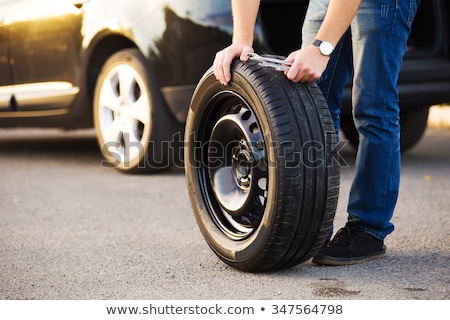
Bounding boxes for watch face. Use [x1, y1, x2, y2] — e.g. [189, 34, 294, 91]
[320, 41, 333, 55]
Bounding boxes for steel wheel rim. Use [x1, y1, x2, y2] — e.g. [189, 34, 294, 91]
[97, 64, 151, 165]
[198, 91, 268, 240]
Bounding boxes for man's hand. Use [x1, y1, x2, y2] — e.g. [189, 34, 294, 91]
[213, 43, 330, 86]
[285, 45, 330, 83]
[213, 43, 254, 86]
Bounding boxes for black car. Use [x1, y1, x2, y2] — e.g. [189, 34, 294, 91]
[1, 0, 449, 172]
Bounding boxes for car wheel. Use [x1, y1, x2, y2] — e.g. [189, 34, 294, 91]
[341, 106, 429, 153]
[184, 58, 340, 272]
[400, 106, 429, 151]
[93, 48, 183, 173]
[340, 113, 359, 151]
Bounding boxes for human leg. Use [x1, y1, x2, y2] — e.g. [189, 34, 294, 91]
[313, 0, 420, 265]
[347, 0, 420, 240]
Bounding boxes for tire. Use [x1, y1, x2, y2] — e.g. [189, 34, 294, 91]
[184, 58, 340, 272]
[340, 113, 359, 151]
[341, 106, 429, 153]
[93, 48, 183, 173]
[399, 106, 429, 151]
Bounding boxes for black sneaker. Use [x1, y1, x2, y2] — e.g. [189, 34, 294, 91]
[312, 223, 386, 266]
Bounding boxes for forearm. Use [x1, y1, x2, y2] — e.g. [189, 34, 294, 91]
[315, 0, 361, 47]
[231, 0, 261, 45]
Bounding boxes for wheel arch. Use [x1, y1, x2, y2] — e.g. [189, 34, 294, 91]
[84, 33, 138, 105]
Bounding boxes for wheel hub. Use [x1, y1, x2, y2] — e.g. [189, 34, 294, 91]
[206, 102, 268, 231]
[232, 140, 252, 189]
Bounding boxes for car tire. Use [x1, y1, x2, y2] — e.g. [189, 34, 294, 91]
[399, 106, 429, 151]
[184, 58, 340, 272]
[341, 106, 429, 153]
[93, 48, 183, 173]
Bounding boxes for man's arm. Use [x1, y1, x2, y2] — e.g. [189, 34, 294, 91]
[231, 0, 260, 46]
[213, 0, 260, 85]
[317, 0, 360, 49]
[286, 0, 361, 82]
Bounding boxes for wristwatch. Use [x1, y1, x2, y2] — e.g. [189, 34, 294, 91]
[312, 39, 334, 56]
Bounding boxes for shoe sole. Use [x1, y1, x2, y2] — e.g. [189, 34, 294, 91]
[312, 251, 387, 266]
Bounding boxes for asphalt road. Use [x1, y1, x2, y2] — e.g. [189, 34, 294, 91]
[0, 127, 449, 300]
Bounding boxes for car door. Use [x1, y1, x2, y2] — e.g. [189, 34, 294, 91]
[0, 0, 12, 111]
[6, 0, 85, 112]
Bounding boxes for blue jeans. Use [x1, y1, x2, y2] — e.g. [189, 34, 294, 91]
[302, 0, 420, 240]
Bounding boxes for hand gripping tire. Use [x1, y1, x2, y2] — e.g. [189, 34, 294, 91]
[184, 58, 340, 272]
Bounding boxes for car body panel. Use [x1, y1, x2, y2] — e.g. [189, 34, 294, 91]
[6, 0, 83, 113]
